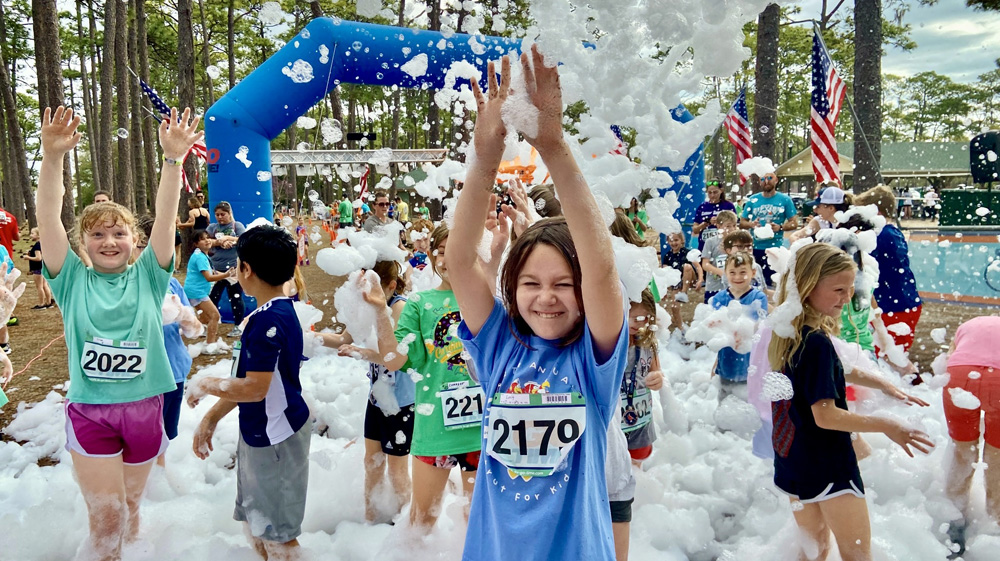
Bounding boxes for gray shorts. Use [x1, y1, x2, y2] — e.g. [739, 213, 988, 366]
[234, 422, 311, 543]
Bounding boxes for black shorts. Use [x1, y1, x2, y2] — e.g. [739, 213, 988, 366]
[363, 401, 414, 456]
[775, 470, 865, 504]
[610, 499, 633, 523]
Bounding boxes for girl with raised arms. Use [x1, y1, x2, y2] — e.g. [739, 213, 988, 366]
[450, 47, 629, 560]
[37, 106, 202, 561]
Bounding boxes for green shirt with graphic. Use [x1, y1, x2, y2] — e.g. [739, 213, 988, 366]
[395, 288, 481, 456]
[840, 292, 875, 352]
[44, 247, 176, 405]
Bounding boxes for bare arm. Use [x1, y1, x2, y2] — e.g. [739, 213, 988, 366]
[844, 367, 929, 406]
[520, 46, 623, 357]
[151, 109, 203, 269]
[811, 399, 933, 457]
[36, 107, 80, 276]
[189, 370, 273, 406]
[701, 257, 723, 277]
[178, 209, 197, 228]
[202, 269, 234, 282]
[450, 58, 511, 336]
[691, 221, 707, 236]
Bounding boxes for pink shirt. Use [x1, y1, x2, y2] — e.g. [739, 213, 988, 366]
[947, 316, 1000, 370]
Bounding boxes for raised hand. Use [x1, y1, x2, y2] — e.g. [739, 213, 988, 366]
[0, 263, 26, 327]
[469, 57, 511, 168]
[358, 270, 387, 308]
[518, 44, 565, 153]
[40, 107, 83, 157]
[158, 107, 205, 161]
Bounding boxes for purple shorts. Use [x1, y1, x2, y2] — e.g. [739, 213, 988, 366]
[65, 395, 168, 465]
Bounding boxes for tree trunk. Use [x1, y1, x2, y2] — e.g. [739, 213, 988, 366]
[228, 0, 236, 89]
[97, 0, 118, 204]
[427, 0, 441, 147]
[853, 0, 882, 191]
[128, 3, 147, 214]
[753, 3, 779, 162]
[31, 0, 64, 227]
[137, 0, 158, 202]
[113, 0, 134, 209]
[0, 49, 34, 226]
[198, 0, 214, 108]
[77, 0, 101, 199]
[86, 0, 104, 193]
[178, 0, 197, 215]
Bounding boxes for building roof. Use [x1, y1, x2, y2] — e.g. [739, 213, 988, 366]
[776, 141, 971, 179]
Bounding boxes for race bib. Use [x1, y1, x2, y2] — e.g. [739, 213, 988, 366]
[486, 392, 587, 478]
[619, 388, 653, 433]
[231, 341, 242, 378]
[439, 382, 485, 430]
[81, 337, 147, 382]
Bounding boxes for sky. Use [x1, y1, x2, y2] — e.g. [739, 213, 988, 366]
[798, 0, 1000, 84]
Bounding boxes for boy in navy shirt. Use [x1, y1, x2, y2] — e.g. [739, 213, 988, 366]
[189, 224, 309, 559]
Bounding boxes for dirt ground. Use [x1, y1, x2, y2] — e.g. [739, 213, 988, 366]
[0, 226, 994, 449]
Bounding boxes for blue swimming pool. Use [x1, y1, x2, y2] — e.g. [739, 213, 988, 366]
[907, 231, 1000, 304]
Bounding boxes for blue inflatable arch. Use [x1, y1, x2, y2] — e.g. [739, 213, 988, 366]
[204, 18, 703, 226]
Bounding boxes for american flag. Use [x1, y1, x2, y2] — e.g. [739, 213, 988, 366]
[138, 77, 207, 191]
[722, 88, 752, 184]
[609, 125, 627, 156]
[810, 32, 846, 185]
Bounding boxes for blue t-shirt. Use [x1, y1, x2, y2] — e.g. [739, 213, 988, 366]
[772, 328, 860, 492]
[871, 224, 920, 314]
[709, 288, 768, 382]
[740, 192, 797, 249]
[184, 249, 213, 300]
[458, 297, 629, 561]
[693, 200, 737, 249]
[164, 278, 194, 384]
[232, 297, 309, 447]
[369, 294, 416, 408]
[0, 245, 14, 272]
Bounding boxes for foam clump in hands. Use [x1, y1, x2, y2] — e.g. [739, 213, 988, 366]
[0, 262, 26, 327]
[333, 269, 383, 350]
[161, 293, 205, 338]
[685, 301, 758, 354]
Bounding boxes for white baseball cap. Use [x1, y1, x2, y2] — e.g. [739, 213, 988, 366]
[816, 186, 845, 205]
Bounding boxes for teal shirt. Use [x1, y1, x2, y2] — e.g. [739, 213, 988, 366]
[740, 192, 797, 249]
[44, 246, 176, 405]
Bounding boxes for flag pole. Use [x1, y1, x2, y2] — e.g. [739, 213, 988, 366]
[811, 22, 884, 186]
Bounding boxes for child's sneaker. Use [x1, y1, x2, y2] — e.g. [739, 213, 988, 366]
[1, 342, 11, 354]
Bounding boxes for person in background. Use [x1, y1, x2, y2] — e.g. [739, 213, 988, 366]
[941, 316, 1000, 558]
[363, 191, 395, 233]
[395, 195, 410, 223]
[788, 185, 852, 243]
[92, 190, 112, 204]
[0, 200, 21, 328]
[922, 188, 939, 221]
[206, 201, 247, 338]
[701, 210, 739, 303]
[691, 179, 736, 251]
[739, 172, 798, 287]
[853, 185, 922, 353]
[338, 194, 354, 231]
[23, 227, 53, 309]
[626, 197, 649, 237]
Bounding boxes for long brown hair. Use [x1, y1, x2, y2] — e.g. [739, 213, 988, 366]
[499, 217, 584, 347]
[611, 208, 650, 247]
[767, 243, 856, 372]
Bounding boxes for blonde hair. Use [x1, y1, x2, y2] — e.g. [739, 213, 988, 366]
[725, 250, 755, 270]
[77, 202, 137, 246]
[293, 266, 308, 303]
[715, 210, 738, 225]
[854, 185, 895, 219]
[767, 243, 856, 372]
